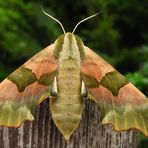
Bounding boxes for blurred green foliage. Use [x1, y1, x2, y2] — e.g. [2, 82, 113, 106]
[0, 0, 148, 147]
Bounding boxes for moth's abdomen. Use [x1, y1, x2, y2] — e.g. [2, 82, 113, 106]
[50, 59, 84, 140]
[50, 99, 83, 139]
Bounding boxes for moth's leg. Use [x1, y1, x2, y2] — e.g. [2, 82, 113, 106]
[81, 80, 88, 100]
[50, 76, 58, 99]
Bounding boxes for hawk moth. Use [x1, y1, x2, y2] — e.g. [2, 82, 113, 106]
[0, 9, 147, 140]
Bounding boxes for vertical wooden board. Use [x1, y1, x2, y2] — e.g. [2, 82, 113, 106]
[0, 100, 137, 148]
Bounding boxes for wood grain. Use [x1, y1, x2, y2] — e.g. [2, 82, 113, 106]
[0, 99, 137, 148]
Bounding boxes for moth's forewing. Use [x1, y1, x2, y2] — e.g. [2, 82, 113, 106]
[0, 45, 57, 127]
[81, 46, 148, 136]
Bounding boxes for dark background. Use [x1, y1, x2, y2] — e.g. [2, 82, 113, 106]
[0, 0, 148, 147]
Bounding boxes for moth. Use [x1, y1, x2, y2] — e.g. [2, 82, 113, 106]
[0, 8, 148, 140]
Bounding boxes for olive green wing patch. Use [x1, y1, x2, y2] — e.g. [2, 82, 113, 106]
[82, 46, 148, 136]
[81, 73, 99, 88]
[38, 71, 57, 86]
[100, 71, 129, 96]
[8, 67, 37, 92]
[0, 44, 57, 127]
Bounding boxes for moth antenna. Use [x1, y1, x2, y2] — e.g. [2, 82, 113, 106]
[72, 12, 102, 34]
[41, 6, 66, 34]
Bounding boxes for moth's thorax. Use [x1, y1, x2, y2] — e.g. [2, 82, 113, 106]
[54, 32, 85, 66]
[59, 33, 81, 66]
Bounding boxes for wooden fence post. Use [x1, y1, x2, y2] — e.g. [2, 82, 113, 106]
[0, 100, 137, 148]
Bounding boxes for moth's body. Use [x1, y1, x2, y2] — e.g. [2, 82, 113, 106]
[50, 33, 84, 139]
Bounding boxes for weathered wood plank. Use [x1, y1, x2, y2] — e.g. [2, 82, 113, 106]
[0, 100, 136, 148]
